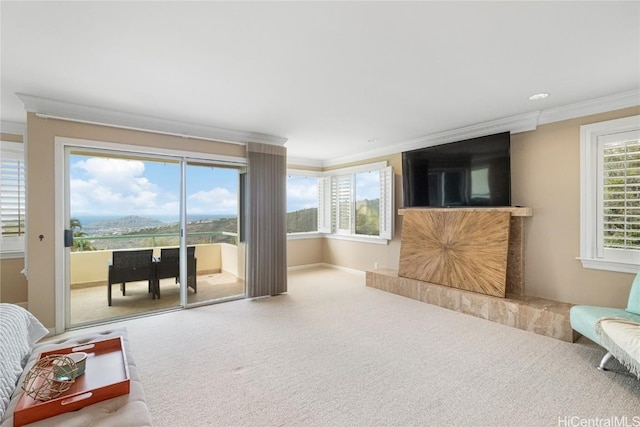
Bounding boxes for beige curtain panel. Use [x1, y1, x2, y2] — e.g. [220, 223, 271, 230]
[246, 142, 288, 298]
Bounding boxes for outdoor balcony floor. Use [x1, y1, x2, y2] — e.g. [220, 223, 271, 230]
[70, 271, 245, 325]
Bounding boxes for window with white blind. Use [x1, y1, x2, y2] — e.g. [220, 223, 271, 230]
[1, 141, 26, 256]
[580, 115, 640, 273]
[288, 162, 394, 241]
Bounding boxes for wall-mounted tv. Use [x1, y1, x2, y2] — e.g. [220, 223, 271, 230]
[402, 132, 511, 208]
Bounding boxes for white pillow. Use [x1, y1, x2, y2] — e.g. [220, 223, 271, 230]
[0, 304, 48, 420]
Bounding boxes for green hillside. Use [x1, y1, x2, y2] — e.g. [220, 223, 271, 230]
[74, 200, 381, 251]
[74, 217, 238, 251]
[287, 200, 380, 235]
[287, 208, 318, 233]
[355, 198, 379, 235]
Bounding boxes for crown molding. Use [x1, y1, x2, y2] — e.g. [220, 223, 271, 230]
[16, 93, 287, 146]
[286, 156, 324, 168]
[321, 89, 640, 167]
[395, 111, 540, 153]
[13, 89, 639, 167]
[322, 111, 540, 168]
[0, 121, 26, 136]
[537, 89, 640, 125]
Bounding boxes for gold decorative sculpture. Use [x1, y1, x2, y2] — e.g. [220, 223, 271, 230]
[21, 355, 78, 402]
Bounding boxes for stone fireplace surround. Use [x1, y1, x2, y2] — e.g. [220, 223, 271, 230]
[365, 207, 577, 342]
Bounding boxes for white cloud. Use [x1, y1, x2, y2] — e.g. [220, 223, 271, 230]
[355, 171, 380, 200]
[77, 157, 145, 181]
[70, 156, 240, 218]
[188, 187, 237, 214]
[287, 176, 318, 211]
[70, 157, 165, 215]
[160, 201, 180, 213]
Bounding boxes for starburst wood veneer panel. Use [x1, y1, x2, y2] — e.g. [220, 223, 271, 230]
[398, 210, 511, 298]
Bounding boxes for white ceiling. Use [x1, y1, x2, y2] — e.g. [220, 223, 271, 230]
[1, 1, 639, 163]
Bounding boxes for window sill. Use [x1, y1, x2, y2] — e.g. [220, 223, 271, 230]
[286, 232, 389, 245]
[1, 251, 25, 260]
[578, 257, 640, 274]
[323, 234, 389, 245]
[287, 232, 322, 240]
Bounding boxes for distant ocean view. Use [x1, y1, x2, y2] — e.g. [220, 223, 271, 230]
[75, 214, 237, 227]
[69, 213, 240, 250]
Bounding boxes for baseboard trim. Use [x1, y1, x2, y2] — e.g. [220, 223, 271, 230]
[288, 263, 365, 278]
[287, 263, 325, 271]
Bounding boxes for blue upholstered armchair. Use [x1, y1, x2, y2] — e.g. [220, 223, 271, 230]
[570, 272, 640, 370]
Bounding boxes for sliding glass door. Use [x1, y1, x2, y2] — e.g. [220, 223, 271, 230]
[184, 162, 245, 306]
[65, 146, 245, 327]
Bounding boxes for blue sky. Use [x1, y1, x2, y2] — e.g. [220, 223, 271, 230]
[285, 170, 380, 213]
[70, 154, 381, 218]
[70, 155, 239, 217]
[286, 175, 318, 212]
[354, 170, 380, 201]
[70, 155, 325, 217]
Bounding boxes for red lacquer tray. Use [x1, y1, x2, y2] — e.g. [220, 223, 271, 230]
[14, 337, 130, 427]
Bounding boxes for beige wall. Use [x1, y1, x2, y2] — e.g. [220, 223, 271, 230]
[219, 243, 240, 277]
[286, 155, 404, 271]
[12, 106, 640, 326]
[320, 153, 404, 272]
[321, 108, 639, 308]
[511, 107, 639, 306]
[287, 238, 323, 267]
[287, 153, 404, 272]
[1, 132, 24, 142]
[323, 238, 401, 272]
[25, 113, 245, 327]
[0, 257, 28, 303]
[69, 244, 225, 285]
[69, 250, 113, 285]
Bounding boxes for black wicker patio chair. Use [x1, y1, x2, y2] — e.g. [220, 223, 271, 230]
[107, 249, 155, 306]
[154, 246, 197, 298]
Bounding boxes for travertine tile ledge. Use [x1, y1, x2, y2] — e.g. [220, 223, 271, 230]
[398, 206, 533, 217]
[366, 269, 576, 342]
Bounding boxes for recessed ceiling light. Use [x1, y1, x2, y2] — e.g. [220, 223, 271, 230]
[529, 93, 549, 101]
[368, 138, 380, 144]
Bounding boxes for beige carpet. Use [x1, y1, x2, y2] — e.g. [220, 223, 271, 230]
[63, 268, 639, 426]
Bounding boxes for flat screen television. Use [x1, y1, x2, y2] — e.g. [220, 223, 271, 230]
[402, 132, 511, 208]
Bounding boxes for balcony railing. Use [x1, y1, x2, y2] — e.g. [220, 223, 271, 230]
[73, 231, 238, 251]
[70, 237, 244, 286]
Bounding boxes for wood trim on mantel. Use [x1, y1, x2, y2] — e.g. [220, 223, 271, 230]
[398, 207, 533, 217]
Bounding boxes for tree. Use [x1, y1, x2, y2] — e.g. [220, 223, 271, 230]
[70, 218, 95, 252]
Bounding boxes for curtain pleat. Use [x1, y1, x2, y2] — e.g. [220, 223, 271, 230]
[246, 142, 287, 297]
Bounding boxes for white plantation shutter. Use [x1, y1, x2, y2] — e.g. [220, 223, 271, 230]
[317, 176, 332, 233]
[331, 176, 338, 232]
[597, 130, 640, 262]
[335, 175, 353, 234]
[290, 161, 393, 240]
[580, 115, 640, 273]
[1, 141, 26, 253]
[379, 166, 394, 240]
